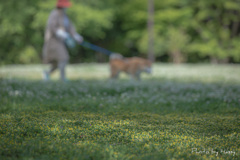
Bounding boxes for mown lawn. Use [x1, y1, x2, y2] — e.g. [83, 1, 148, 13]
[0, 63, 239, 160]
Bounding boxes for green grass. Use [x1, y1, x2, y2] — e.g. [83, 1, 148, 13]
[0, 63, 239, 160]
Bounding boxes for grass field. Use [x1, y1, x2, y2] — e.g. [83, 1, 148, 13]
[0, 63, 239, 160]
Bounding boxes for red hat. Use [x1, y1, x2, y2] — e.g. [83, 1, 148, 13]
[56, 0, 71, 8]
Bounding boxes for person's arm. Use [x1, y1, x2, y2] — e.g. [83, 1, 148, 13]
[68, 21, 83, 44]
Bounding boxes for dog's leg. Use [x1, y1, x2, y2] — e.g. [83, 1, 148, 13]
[110, 69, 120, 79]
[133, 71, 141, 81]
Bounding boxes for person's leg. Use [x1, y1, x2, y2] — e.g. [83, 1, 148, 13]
[43, 62, 57, 81]
[49, 62, 58, 74]
[58, 60, 68, 81]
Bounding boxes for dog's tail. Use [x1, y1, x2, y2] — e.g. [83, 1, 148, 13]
[110, 53, 124, 60]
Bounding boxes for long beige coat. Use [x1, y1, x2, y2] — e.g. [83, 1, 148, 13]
[42, 8, 78, 63]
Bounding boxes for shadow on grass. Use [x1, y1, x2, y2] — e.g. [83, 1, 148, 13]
[0, 110, 239, 159]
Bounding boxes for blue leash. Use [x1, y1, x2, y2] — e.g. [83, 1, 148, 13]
[80, 41, 113, 56]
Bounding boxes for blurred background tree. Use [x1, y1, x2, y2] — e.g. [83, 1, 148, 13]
[0, 0, 240, 64]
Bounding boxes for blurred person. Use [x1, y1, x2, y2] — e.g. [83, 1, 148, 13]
[42, 0, 83, 81]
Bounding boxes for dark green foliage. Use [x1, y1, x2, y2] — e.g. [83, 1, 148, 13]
[0, 0, 240, 64]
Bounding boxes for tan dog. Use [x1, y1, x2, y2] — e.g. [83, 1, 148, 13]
[110, 53, 152, 80]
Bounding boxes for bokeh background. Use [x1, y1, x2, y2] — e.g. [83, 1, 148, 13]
[1, 0, 240, 64]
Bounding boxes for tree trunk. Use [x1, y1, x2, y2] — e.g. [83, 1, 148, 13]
[147, 0, 155, 62]
[171, 51, 184, 64]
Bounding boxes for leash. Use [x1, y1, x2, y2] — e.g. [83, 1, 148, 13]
[80, 41, 113, 56]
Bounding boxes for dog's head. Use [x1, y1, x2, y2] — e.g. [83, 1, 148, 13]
[110, 53, 123, 60]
